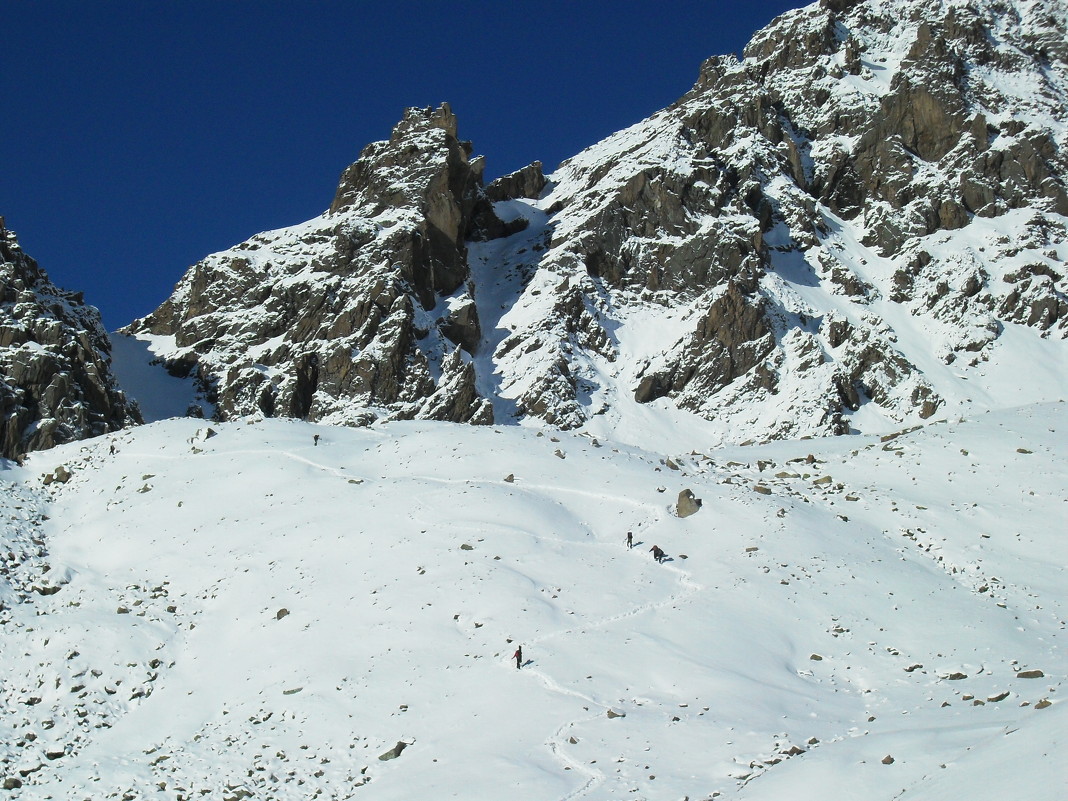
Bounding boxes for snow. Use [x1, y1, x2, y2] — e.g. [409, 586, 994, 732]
[4, 2, 1067, 796]
[2, 399, 1065, 800]
[109, 333, 210, 423]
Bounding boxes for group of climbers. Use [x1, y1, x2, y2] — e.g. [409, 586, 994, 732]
[625, 530, 667, 563]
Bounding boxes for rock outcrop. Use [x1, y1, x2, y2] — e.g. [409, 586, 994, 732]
[127, 104, 504, 426]
[127, 0, 1066, 444]
[485, 161, 547, 202]
[0, 220, 140, 459]
[477, 0, 1066, 440]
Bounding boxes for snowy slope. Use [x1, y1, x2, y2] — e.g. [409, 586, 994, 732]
[3, 1, 1067, 797]
[108, 334, 212, 423]
[1, 401, 1064, 800]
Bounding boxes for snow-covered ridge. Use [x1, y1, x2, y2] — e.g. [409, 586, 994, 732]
[109, 0, 1067, 450]
[0, 0, 1064, 459]
[125, 104, 502, 428]
[480, 0, 1068, 442]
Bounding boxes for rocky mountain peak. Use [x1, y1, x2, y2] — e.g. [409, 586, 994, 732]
[328, 102, 505, 308]
[394, 101, 459, 139]
[114, 0, 1067, 447]
[481, 0, 1066, 440]
[0, 220, 140, 460]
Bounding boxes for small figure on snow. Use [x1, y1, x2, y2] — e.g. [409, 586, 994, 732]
[513, 645, 523, 669]
[313, 434, 320, 446]
[650, 545, 666, 564]
[625, 531, 634, 549]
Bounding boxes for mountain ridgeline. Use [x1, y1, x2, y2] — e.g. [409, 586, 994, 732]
[0, 220, 139, 461]
[127, 104, 508, 428]
[4, 0, 1067, 457]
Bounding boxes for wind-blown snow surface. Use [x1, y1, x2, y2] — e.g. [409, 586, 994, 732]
[2, 406, 1065, 799]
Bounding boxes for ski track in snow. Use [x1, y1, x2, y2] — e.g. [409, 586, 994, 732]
[524, 555, 704, 800]
[527, 557, 701, 650]
[519, 490, 700, 800]
[517, 554, 702, 801]
[536, 678, 607, 801]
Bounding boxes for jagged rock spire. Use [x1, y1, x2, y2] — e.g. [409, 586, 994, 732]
[0, 220, 140, 459]
[127, 104, 505, 426]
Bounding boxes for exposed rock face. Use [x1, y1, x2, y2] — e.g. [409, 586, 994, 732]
[129, 0, 1066, 444]
[128, 104, 503, 426]
[634, 278, 776, 409]
[485, 161, 547, 202]
[0, 220, 140, 459]
[476, 0, 1067, 441]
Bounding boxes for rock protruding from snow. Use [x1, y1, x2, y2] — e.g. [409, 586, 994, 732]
[127, 104, 506, 427]
[675, 489, 702, 518]
[0, 221, 140, 459]
[377, 740, 411, 761]
[485, 161, 547, 202]
[482, 0, 1065, 440]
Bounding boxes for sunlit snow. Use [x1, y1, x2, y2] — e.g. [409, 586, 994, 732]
[2, 400, 1064, 799]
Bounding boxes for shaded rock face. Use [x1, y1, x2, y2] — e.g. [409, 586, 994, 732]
[128, 104, 503, 427]
[0, 221, 140, 459]
[634, 279, 776, 407]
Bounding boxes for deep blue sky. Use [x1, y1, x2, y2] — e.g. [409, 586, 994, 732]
[2, 1, 801, 329]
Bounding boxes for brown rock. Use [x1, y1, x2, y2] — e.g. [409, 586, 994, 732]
[485, 161, 547, 202]
[676, 489, 702, 517]
[378, 740, 410, 761]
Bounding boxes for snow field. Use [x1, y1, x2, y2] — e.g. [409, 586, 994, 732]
[1, 403, 1065, 799]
